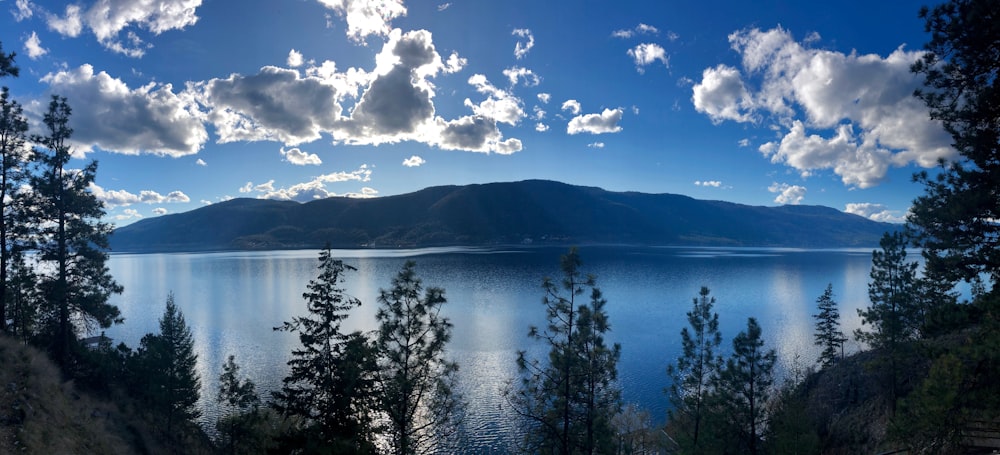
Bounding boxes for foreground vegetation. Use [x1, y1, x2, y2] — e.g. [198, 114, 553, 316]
[2, 0, 999, 452]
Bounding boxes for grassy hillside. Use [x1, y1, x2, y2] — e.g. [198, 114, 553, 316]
[0, 335, 212, 454]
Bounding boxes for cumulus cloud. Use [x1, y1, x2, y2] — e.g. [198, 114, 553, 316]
[45, 0, 201, 57]
[845, 202, 906, 223]
[463, 74, 525, 125]
[512, 28, 534, 59]
[561, 99, 581, 115]
[537, 93, 551, 104]
[91, 183, 191, 208]
[695, 180, 722, 187]
[627, 43, 668, 73]
[316, 0, 406, 42]
[287, 49, 303, 67]
[202, 66, 345, 146]
[612, 23, 659, 39]
[503, 66, 540, 87]
[40, 64, 207, 156]
[196, 158, 207, 166]
[114, 208, 142, 221]
[402, 155, 425, 167]
[242, 164, 375, 202]
[152, 207, 168, 215]
[567, 108, 624, 135]
[587, 142, 605, 148]
[24, 31, 47, 59]
[280, 146, 322, 165]
[768, 182, 806, 205]
[535, 123, 549, 132]
[14, 0, 33, 21]
[693, 26, 954, 188]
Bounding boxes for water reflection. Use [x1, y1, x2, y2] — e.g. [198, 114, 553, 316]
[106, 246, 881, 450]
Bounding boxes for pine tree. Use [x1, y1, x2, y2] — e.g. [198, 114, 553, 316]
[909, 0, 1000, 287]
[510, 248, 620, 455]
[0, 41, 17, 78]
[375, 260, 463, 455]
[272, 247, 376, 453]
[29, 95, 122, 367]
[666, 286, 723, 452]
[135, 293, 201, 436]
[715, 317, 776, 455]
[216, 354, 264, 455]
[813, 284, 847, 368]
[856, 231, 919, 413]
[0, 86, 30, 333]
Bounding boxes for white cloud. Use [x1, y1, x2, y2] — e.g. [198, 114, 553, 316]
[402, 155, 425, 167]
[612, 23, 660, 39]
[503, 66, 540, 87]
[627, 43, 668, 73]
[152, 207, 168, 215]
[844, 202, 906, 223]
[316, 0, 406, 42]
[533, 106, 546, 120]
[14, 0, 33, 21]
[114, 208, 142, 221]
[561, 99, 581, 115]
[437, 3, 451, 11]
[40, 64, 207, 157]
[692, 64, 754, 123]
[768, 182, 806, 205]
[537, 93, 551, 104]
[90, 183, 190, 207]
[280, 146, 322, 166]
[444, 52, 466, 73]
[567, 108, 624, 135]
[195, 158, 206, 166]
[693, 26, 955, 188]
[24, 31, 47, 59]
[535, 123, 549, 132]
[287, 49, 303, 67]
[512, 28, 534, 59]
[695, 180, 722, 187]
[463, 74, 525, 125]
[738, 138, 750, 147]
[587, 142, 605, 148]
[245, 165, 375, 202]
[45, 0, 201, 57]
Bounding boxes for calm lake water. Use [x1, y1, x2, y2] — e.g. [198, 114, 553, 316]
[105, 245, 879, 451]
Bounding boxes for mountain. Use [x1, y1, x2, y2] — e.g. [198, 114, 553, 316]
[110, 180, 896, 252]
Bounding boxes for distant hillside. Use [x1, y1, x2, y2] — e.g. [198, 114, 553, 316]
[110, 180, 896, 252]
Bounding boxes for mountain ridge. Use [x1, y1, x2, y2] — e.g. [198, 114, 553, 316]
[110, 180, 897, 252]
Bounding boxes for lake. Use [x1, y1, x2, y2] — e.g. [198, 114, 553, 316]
[105, 245, 879, 451]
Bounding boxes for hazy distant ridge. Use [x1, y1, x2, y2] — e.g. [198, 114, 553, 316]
[110, 180, 894, 252]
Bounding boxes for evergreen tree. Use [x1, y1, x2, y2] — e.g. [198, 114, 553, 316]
[909, 0, 1000, 287]
[375, 260, 463, 455]
[812, 284, 847, 368]
[272, 247, 376, 453]
[135, 293, 201, 436]
[0, 86, 30, 333]
[665, 286, 722, 452]
[0, 41, 17, 78]
[855, 231, 920, 412]
[510, 248, 620, 455]
[216, 354, 264, 455]
[715, 318, 776, 455]
[29, 96, 121, 367]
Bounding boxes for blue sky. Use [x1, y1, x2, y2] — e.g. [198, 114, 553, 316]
[1, 0, 950, 226]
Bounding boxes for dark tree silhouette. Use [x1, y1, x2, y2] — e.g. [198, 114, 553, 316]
[272, 247, 376, 453]
[909, 0, 1000, 287]
[666, 286, 723, 452]
[0, 86, 30, 333]
[134, 294, 201, 436]
[216, 355, 265, 455]
[29, 96, 121, 367]
[0, 41, 17, 78]
[375, 260, 463, 455]
[715, 318, 776, 455]
[510, 248, 621, 455]
[813, 284, 847, 368]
